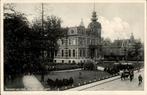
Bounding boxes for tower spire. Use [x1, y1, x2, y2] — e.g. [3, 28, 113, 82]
[93, 0, 95, 12]
[91, 1, 97, 22]
[80, 18, 84, 27]
[130, 32, 134, 41]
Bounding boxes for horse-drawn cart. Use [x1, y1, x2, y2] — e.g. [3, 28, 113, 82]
[114, 62, 134, 80]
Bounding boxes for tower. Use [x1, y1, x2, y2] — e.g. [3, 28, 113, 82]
[88, 4, 101, 39]
[130, 33, 135, 42]
[87, 3, 102, 61]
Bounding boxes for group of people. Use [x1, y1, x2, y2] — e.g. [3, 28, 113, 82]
[120, 69, 143, 86]
[120, 69, 134, 81]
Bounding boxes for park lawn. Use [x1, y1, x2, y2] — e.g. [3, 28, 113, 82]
[54, 64, 80, 70]
[35, 70, 110, 88]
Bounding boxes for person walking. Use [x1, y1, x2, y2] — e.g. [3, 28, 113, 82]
[129, 70, 134, 82]
[138, 74, 143, 86]
[120, 70, 124, 80]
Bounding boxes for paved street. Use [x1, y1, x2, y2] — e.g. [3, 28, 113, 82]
[67, 69, 144, 91]
[22, 75, 44, 91]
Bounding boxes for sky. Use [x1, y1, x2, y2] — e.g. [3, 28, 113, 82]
[4, 3, 145, 42]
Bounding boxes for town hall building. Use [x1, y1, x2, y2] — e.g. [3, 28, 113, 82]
[54, 10, 102, 63]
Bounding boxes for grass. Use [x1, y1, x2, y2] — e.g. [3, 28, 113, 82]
[54, 64, 80, 70]
[35, 70, 110, 89]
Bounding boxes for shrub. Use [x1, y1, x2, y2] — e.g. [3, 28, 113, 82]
[47, 77, 74, 88]
[47, 78, 55, 88]
[69, 77, 74, 85]
[83, 61, 95, 70]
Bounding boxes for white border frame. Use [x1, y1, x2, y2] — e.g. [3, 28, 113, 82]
[1, 0, 146, 95]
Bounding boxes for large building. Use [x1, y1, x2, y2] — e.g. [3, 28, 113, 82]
[53, 10, 143, 63]
[54, 10, 102, 63]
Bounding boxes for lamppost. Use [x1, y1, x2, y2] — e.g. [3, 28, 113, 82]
[65, 30, 68, 63]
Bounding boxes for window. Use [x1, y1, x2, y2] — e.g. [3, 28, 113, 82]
[55, 50, 57, 56]
[69, 39, 71, 45]
[72, 60, 75, 63]
[69, 50, 71, 57]
[87, 38, 90, 45]
[79, 49, 82, 57]
[44, 50, 47, 57]
[61, 50, 64, 57]
[61, 39, 64, 45]
[73, 39, 76, 45]
[81, 38, 83, 45]
[73, 50, 75, 57]
[83, 49, 85, 57]
[62, 60, 64, 63]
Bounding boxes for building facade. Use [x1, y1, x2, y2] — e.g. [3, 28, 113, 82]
[102, 33, 143, 60]
[54, 11, 102, 63]
[53, 10, 143, 63]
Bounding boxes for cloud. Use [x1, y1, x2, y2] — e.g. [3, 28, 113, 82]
[99, 16, 131, 41]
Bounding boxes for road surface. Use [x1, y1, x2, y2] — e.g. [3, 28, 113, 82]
[67, 70, 144, 91]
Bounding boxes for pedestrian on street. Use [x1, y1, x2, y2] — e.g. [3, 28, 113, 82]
[130, 74, 133, 82]
[138, 74, 143, 86]
[129, 70, 134, 82]
[120, 70, 124, 80]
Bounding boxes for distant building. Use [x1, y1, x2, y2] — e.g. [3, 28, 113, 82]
[102, 33, 140, 60]
[54, 10, 102, 63]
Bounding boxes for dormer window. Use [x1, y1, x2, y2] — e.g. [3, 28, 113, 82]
[71, 30, 74, 34]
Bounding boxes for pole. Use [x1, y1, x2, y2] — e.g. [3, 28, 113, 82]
[41, 3, 45, 82]
[41, 3, 44, 60]
[65, 29, 68, 63]
[41, 3, 44, 36]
